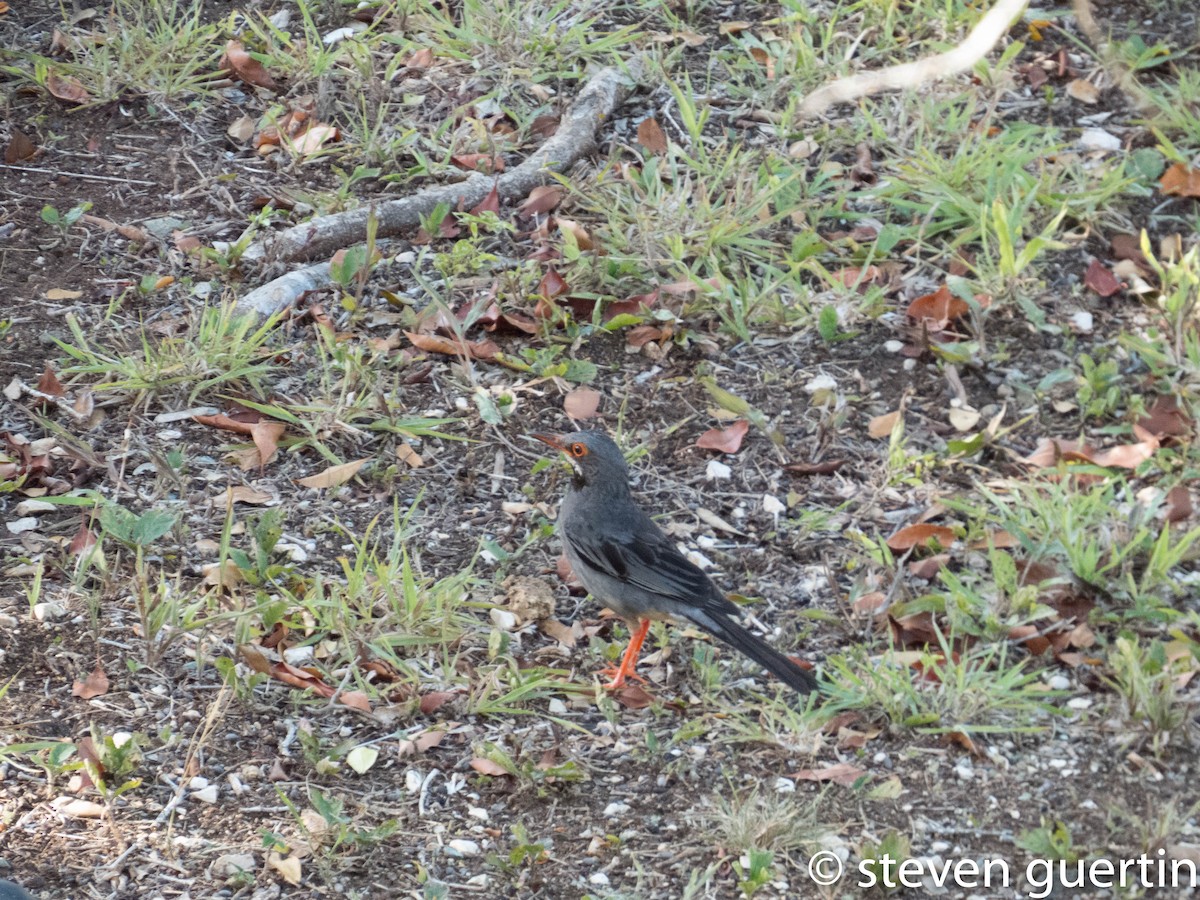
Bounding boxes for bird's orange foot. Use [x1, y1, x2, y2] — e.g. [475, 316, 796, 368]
[597, 665, 649, 690]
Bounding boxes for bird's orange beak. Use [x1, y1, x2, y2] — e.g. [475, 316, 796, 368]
[533, 433, 567, 452]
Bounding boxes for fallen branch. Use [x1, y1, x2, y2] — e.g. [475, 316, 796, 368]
[798, 0, 1030, 118]
[237, 57, 646, 317]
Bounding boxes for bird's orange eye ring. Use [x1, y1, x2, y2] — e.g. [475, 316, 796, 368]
[569, 442, 588, 457]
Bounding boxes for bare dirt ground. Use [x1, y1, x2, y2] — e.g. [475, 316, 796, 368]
[1, 1, 1199, 899]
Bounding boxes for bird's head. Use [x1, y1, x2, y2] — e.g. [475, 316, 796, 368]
[533, 430, 630, 489]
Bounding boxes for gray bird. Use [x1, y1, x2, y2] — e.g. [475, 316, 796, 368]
[535, 430, 818, 694]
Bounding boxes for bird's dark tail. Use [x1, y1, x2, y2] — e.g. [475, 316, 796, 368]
[687, 608, 819, 694]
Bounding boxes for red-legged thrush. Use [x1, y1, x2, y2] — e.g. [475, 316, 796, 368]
[535, 430, 818, 694]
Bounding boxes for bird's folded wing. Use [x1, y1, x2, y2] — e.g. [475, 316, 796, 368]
[571, 529, 716, 604]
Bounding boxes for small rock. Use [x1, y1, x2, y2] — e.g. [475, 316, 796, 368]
[603, 802, 630, 818]
[6, 517, 39, 534]
[33, 602, 67, 622]
[191, 785, 219, 804]
[212, 852, 257, 877]
[774, 777, 795, 793]
[447, 839, 480, 857]
[589, 873, 610, 887]
[1048, 674, 1071, 691]
[468, 807, 488, 822]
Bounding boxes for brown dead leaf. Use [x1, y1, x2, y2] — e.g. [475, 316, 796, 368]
[790, 763, 866, 786]
[1008, 624, 1052, 656]
[404, 331, 499, 362]
[221, 485, 274, 505]
[72, 663, 109, 699]
[1160, 163, 1200, 198]
[470, 757, 511, 777]
[540, 618, 577, 648]
[419, 692, 457, 715]
[564, 387, 601, 420]
[46, 72, 90, 104]
[783, 459, 846, 476]
[5, 127, 36, 164]
[868, 409, 901, 439]
[1138, 394, 1191, 440]
[220, 40, 278, 90]
[519, 185, 564, 216]
[907, 285, 968, 329]
[250, 421, 285, 468]
[37, 364, 65, 398]
[297, 458, 369, 489]
[396, 442, 424, 468]
[1083, 258, 1122, 297]
[944, 730, 982, 757]
[1066, 78, 1100, 103]
[1166, 485, 1193, 523]
[613, 683, 655, 709]
[636, 117, 668, 155]
[451, 153, 504, 174]
[886, 523, 955, 552]
[470, 183, 501, 217]
[888, 612, 940, 648]
[696, 420, 750, 454]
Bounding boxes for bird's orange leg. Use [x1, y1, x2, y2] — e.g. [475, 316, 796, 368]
[601, 619, 652, 689]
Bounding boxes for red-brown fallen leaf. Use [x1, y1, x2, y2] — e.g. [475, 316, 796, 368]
[1008, 624, 1052, 655]
[696, 420, 750, 454]
[69, 521, 97, 557]
[37, 364, 65, 397]
[636, 117, 668, 155]
[339, 691, 372, 713]
[626, 324, 669, 348]
[886, 523, 956, 552]
[220, 40, 278, 90]
[396, 728, 447, 755]
[451, 153, 504, 174]
[404, 330, 499, 361]
[72, 663, 109, 699]
[555, 218, 594, 251]
[287, 123, 339, 158]
[470, 757, 511, 777]
[790, 763, 866, 786]
[1023, 431, 1159, 470]
[1166, 485, 1193, 523]
[1110, 233, 1152, 273]
[194, 411, 265, 434]
[831, 265, 881, 289]
[46, 72, 90, 104]
[564, 387, 601, 420]
[888, 611, 940, 648]
[1160, 163, 1200, 198]
[261, 622, 288, 650]
[968, 530, 1019, 550]
[908, 553, 950, 580]
[1083, 258, 1122, 297]
[478, 303, 539, 335]
[419, 691, 457, 714]
[519, 185, 563, 216]
[604, 290, 658, 322]
[250, 421, 285, 468]
[783, 459, 846, 476]
[470, 183, 500, 216]
[538, 267, 569, 300]
[613, 683, 655, 709]
[1138, 395, 1191, 440]
[5, 128, 36, 164]
[907, 284, 969, 329]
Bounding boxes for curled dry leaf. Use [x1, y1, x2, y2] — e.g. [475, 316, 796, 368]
[696, 419, 750, 454]
[1166, 486, 1193, 524]
[221, 40, 278, 90]
[404, 330, 499, 361]
[783, 459, 846, 476]
[46, 72, 90, 104]
[297, 458, 369, 489]
[886, 523, 956, 552]
[470, 757, 511, 777]
[5, 127, 36, 163]
[850, 142, 876, 185]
